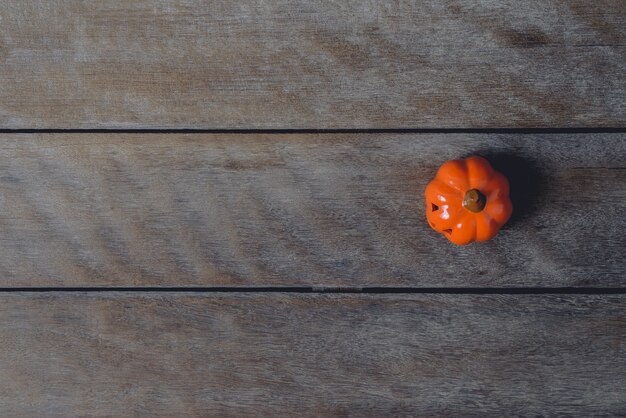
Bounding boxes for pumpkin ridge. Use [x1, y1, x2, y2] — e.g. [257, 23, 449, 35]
[436, 159, 469, 192]
[431, 178, 464, 199]
[484, 198, 513, 224]
[465, 156, 494, 189]
[476, 212, 498, 242]
[452, 212, 477, 245]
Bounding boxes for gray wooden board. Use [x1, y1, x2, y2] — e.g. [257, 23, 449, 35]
[0, 0, 624, 128]
[0, 293, 624, 416]
[0, 132, 623, 287]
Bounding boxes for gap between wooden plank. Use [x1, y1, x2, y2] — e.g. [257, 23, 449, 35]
[0, 128, 625, 134]
[0, 287, 624, 294]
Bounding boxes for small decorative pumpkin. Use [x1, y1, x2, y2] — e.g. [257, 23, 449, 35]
[425, 156, 512, 245]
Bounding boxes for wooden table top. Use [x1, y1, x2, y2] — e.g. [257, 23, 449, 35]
[0, 1, 624, 416]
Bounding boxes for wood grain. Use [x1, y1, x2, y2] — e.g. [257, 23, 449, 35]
[0, 132, 623, 287]
[0, 0, 624, 128]
[0, 293, 624, 416]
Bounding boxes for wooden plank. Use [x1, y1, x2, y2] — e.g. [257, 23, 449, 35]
[0, 293, 624, 415]
[0, 132, 623, 287]
[0, 0, 624, 129]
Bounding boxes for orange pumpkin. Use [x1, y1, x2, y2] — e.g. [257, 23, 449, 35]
[425, 156, 512, 245]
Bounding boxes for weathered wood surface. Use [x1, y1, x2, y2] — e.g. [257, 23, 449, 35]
[0, 293, 624, 416]
[0, 132, 623, 287]
[0, 0, 624, 129]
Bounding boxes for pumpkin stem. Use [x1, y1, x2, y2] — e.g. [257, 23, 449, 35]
[463, 189, 486, 213]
